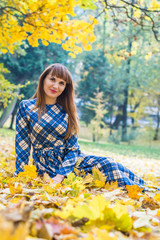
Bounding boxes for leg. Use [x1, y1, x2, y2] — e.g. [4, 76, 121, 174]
[77, 155, 145, 188]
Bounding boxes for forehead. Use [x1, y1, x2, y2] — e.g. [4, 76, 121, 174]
[49, 67, 70, 83]
[48, 73, 65, 82]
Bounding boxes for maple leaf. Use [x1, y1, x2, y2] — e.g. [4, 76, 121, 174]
[103, 203, 132, 232]
[92, 167, 107, 183]
[126, 185, 144, 200]
[83, 174, 94, 186]
[115, 213, 132, 232]
[73, 195, 109, 221]
[105, 182, 119, 191]
[63, 172, 76, 185]
[94, 180, 105, 188]
[8, 183, 23, 195]
[18, 165, 37, 179]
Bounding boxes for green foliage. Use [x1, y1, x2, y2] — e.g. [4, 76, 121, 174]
[0, 63, 24, 108]
[0, 41, 70, 112]
[87, 90, 107, 142]
[76, 50, 110, 125]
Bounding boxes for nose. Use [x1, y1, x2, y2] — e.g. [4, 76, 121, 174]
[52, 81, 58, 89]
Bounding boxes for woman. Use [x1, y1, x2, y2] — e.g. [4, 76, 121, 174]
[14, 63, 145, 188]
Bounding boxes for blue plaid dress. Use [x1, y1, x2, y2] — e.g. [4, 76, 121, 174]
[15, 98, 145, 188]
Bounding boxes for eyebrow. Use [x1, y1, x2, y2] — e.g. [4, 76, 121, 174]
[50, 76, 66, 83]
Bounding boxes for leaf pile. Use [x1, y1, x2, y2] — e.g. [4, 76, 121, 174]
[0, 136, 160, 240]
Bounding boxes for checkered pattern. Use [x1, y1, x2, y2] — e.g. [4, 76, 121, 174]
[15, 98, 147, 190]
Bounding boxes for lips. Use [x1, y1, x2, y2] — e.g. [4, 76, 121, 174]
[50, 89, 57, 94]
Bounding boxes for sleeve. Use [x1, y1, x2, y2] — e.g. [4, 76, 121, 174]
[57, 134, 80, 176]
[14, 100, 31, 176]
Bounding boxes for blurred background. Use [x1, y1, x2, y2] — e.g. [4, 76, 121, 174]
[0, 0, 160, 159]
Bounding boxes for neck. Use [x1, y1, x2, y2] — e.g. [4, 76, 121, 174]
[45, 97, 57, 105]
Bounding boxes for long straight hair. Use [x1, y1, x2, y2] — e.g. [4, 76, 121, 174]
[32, 63, 79, 139]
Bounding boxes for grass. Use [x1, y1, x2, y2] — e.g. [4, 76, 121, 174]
[78, 138, 160, 160]
[0, 127, 15, 138]
[1, 117, 160, 160]
[1, 126, 160, 160]
[78, 122, 160, 160]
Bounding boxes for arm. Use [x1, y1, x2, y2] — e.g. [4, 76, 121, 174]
[57, 134, 80, 177]
[14, 100, 31, 176]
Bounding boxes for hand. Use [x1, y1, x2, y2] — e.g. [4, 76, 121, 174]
[52, 174, 64, 184]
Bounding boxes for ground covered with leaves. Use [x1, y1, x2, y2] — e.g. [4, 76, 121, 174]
[0, 136, 160, 240]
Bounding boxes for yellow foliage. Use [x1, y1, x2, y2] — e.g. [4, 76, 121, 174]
[150, 0, 160, 10]
[1, 135, 160, 239]
[18, 164, 37, 179]
[0, 0, 98, 56]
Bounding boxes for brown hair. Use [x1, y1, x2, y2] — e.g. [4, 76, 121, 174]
[32, 63, 79, 139]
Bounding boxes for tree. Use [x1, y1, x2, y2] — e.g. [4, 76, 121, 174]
[99, 0, 160, 42]
[0, 0, 98, 112]
[76, 50, 110, 125]
[87, 89, 107, 142]
[0, 41, 70, 128]
[0, 0, 97, 56]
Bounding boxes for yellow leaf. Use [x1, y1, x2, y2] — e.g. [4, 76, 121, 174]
[83, 174, 94, 184]
[68, 52, 76, 58]
[157, 209, 160, 218]
[94, 228, 117, 240]
[10, 196, 23, 204]
[112, 203, 127, 218]
[55, 202, 75, 219]
[126, 185, 143, 200]
[1, 49, 8, 54]
[94, 180, 105, 188]
[105, 181, 119, 191]
[9, 183, 23, 195]
[73, 203, 94, 220]
[18, 165, 37, 179]
[92, 167, 107, 183]
[154, 193, 160, 203]
[43, 185, 55, 194]
[82, 228, 117, 240]
[73, 195, 109, 221]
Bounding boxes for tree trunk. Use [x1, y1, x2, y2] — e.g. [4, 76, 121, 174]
[112, 106, 123, 129]
[121, 0, 134, 141]
[121, 85, 129, 141]
[153, 110, 160, 140]
[103, 18, 106, 55]
[0, 90, 19, 128]
[92, 132, 96, 142]
[9, 112, 16, 130]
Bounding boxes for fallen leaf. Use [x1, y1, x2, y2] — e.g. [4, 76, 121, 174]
[126, 185, 144, 200]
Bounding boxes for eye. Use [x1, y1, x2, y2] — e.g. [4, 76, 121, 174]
[50, 77, 55, 81]
[60, 81, 65, 85]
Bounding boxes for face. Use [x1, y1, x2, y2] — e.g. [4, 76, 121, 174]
[43, 72, 66, 104]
